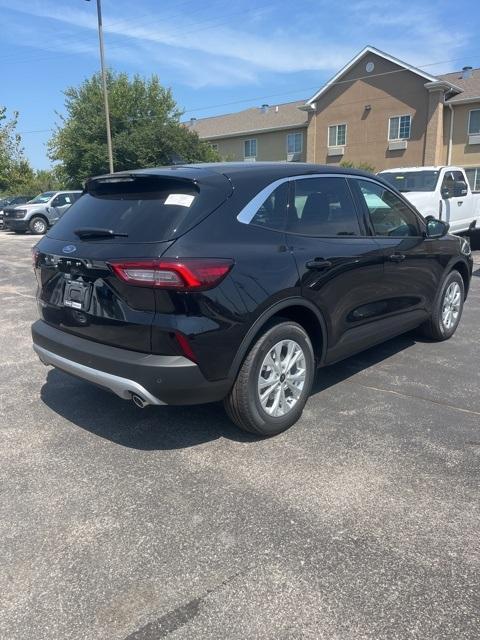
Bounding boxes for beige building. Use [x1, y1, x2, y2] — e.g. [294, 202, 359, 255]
[186, 46, 480, 192]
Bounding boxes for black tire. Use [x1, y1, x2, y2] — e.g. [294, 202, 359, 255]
[29, 216, 48, 235]
[224, 320, 315, 436]
[419, 270, 464, 341]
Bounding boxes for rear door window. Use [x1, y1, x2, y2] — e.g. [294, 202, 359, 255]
[288, 177, 361, 236]
[47, 174, 231, 243]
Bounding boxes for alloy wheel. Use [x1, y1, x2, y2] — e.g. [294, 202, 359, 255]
[442, 281, 461, 331]
[257, 339, 306, 417]
[32, 219, 46, 234]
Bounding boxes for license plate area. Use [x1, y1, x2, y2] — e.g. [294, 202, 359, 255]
[63, 280, 92, 311]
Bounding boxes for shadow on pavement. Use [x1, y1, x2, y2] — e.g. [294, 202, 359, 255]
[311, 331, 417, 395]
[40, 331, 418, 450]
[41, 368, 255, 450]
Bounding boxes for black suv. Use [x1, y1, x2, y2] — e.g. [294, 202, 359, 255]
[31, 164, 473, 435]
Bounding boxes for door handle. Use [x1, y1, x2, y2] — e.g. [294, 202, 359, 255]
[305, 259, 332, 270]
[388, 254, 406, 262]
[458, 201, 463, 206]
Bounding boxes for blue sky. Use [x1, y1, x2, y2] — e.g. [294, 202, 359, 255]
[1, 0, 479, 169]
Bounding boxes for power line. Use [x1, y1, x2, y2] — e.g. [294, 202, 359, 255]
[16, 52, 480, 137]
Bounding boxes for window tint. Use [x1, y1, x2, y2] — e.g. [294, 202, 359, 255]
[47, 174, 231, 243]
[52, 194, 69, 207]
[249, 182, 288, 230]
[381, 170, 439, 192]
[441, 171, 465, 191]
[357, 179, 420, 237]
[288, 177, 360, 236]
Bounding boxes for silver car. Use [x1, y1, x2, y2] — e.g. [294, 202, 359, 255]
[3, 190, 83, 235]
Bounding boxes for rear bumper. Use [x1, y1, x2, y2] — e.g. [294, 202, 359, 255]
[32, 320, 231, 405]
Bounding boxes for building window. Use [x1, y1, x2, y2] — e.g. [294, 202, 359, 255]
[328, 124, 346, 147]
[389, 115, 411, 140]
[465, 167, 480, 192]
[287, 132, 303, 154]
[244, 139, 257, 160]
[468, 110, 480, 135]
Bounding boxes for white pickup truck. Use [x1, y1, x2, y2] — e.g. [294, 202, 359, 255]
[378, 166, 480, 235]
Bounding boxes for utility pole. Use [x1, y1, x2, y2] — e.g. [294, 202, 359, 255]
[86, 0, 114, 173]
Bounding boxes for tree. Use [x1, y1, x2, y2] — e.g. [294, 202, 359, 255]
[49, 72, 219, 187]
[0, 107, 26, 192]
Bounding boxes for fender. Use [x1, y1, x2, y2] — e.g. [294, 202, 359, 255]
[227, 296, 328, 380]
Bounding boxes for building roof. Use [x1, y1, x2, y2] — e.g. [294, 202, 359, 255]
[185, 100, 308, 140]
[440, 68, 480, 103]
[303, 45, 450, 106]
[184, 50, 480, 142]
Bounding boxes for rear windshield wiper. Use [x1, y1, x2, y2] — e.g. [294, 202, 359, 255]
[74, 227, 128, 239]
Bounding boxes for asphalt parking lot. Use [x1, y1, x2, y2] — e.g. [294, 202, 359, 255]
[1, 231, 479, 640]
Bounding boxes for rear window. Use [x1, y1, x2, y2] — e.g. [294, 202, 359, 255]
[381, 171, 439, 192]
[47, 174, 231, 243]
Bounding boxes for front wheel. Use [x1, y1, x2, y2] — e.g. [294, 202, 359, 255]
[420, 270, 464, 341]
[29, 216, 48, 235]
[224, 321, 315, 436]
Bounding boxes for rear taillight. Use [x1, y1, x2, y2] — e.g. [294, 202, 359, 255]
[108, 258, 234, 290]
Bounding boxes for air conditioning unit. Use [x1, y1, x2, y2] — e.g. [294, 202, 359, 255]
[327, 146, 345, 156]
[287, 152, 302, 162]
[468, 134, 480, 145]
[388, 139, 408, 151]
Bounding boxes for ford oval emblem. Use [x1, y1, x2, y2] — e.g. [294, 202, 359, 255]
[62, 244, 77, 254]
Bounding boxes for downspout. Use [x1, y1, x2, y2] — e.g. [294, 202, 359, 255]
[447, 102, 454, 165]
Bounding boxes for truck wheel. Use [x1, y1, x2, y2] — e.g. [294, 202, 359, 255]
[419, 270, 464, 341]
[29, 216, 47, 235]
[224, 321, 315, 436]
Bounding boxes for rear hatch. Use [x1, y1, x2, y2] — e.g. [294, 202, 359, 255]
[34, 169, 232, 352]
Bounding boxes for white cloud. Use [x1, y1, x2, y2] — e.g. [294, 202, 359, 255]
[0, 0, 472, 88]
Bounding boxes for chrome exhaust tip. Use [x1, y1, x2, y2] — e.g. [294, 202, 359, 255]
[132, 393, 149, 409]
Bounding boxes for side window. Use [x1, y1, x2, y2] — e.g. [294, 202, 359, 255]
[52, 194, 68, 207]
[288, 177, 360, 237]
[441, 170, 465, 189]
[356, 179, 420, 237]
[249, 182, 288, 231]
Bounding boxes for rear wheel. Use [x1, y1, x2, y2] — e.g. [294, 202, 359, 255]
[29, 216, 47, 235]
[224, 321, 315, 436]
[420, 270, 464, 341]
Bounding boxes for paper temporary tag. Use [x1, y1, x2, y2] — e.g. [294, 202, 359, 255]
[164, 194, 195, 207]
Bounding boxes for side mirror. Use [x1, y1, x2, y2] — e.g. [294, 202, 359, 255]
[426, 218, 449, 238]
[453, 180, 468, 197]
